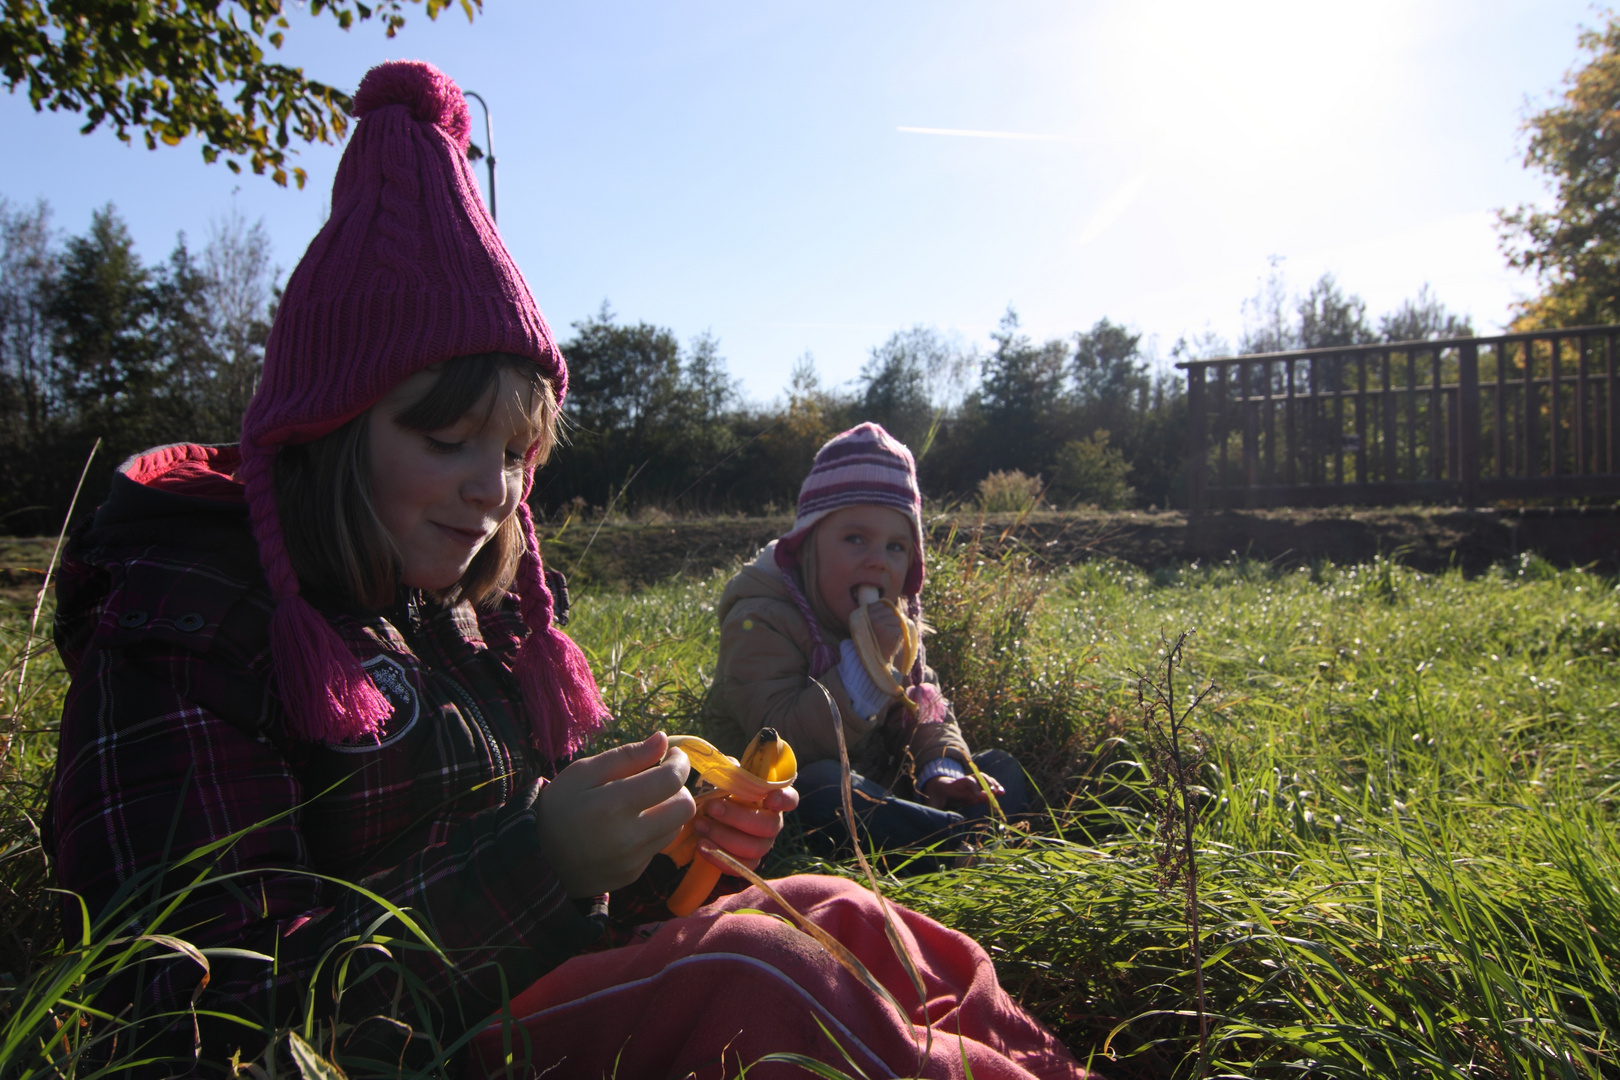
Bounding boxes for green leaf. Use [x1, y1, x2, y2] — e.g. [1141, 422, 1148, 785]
[286, 1030, 348, 1080]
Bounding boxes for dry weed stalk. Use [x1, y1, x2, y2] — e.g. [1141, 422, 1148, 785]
[810, 676, 933, 1065]
[1, 437, 99, 776]
[1135, 630, 1217, 1074]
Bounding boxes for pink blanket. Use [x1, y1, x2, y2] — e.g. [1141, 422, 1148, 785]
[469, 874, 1097, 1079]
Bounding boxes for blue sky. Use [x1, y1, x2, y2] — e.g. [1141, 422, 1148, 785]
[0, 1, 1597, 399]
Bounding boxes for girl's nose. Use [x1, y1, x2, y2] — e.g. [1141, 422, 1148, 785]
[462, 448, 509, 508]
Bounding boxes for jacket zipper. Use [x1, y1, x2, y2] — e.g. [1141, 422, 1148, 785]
[433, 670, 511, 805]
[397, 592, 512, 805]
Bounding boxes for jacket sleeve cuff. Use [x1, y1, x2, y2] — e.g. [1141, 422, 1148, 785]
[485, 801, 603, 969]
[915, 755, 968, 789]
[838, 638, 897, 721]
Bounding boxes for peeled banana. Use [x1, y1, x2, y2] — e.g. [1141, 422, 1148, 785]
[848, 584, 921, 709]
[662, 728, 798, 916]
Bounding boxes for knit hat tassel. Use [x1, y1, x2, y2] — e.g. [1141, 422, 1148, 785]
[273, 594, 393, 742]
[904, 596, 946, 723]
[513, 501, 607, 760]
[906, 682, 948, 725]
[241, 450, 391, 743]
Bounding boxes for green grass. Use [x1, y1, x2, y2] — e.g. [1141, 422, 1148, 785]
[571, 544, 1620, 1079]
[3, 536, 1619, 1077]
[900, 553, 1620, 1079]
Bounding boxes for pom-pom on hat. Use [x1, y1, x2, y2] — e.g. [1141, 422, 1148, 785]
[239, 59, 604, 756]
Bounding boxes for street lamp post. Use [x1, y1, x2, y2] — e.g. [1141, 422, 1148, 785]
[463, 90, 497, 223]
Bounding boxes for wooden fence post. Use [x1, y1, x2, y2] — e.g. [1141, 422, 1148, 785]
[1242, 361, 1259, 507]
[1459, 342, 1480, 505]
[1188, 366, 1207, 515]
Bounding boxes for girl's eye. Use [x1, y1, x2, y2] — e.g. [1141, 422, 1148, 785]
[425, 436, 464, 454]
[505, 448, 526, 466]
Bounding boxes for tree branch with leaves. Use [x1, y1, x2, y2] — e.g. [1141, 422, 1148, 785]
[0, 0, 481, 188]
[1498, 13, 1620, 329]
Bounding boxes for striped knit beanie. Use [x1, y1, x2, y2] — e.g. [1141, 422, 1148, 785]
[775, 424, 935, 702]
[239, 59, 605, 757]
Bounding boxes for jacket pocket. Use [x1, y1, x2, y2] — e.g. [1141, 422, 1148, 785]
[95, 556, 255, 654]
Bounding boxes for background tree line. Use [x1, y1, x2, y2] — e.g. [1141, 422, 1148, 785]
[541, 264, 1474, 518]
[0, 194, 1484, 531]
[0, 198, 275, 536]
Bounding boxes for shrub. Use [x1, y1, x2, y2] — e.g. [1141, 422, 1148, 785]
[976, 469, 1044, 513]
[1052, 430, 1135, 509]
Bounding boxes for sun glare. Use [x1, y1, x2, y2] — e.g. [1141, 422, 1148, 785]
[1094, 2, 1425, 161]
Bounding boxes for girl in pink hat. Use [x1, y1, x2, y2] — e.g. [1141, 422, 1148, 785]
[706, 423, 1029, 872]
[44, 61, 1090, 1080]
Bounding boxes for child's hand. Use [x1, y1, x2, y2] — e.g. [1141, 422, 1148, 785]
[922, 772, 1004, 810]
[536, 732, 696, 897]
[861, 601, 906, 666]
[692, 784, 800, 872]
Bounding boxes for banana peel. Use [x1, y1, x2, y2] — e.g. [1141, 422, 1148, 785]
[663, 729, 798, 916]
[848, 584, 920, 709]
[664, 735, 794, 803]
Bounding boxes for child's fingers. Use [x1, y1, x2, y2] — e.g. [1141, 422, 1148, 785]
[632, 784, 697, 848]
[962, 774, 1004, 798]
[611, 749, 693, 812]
[691, 797, 787, 869]
[570, 731, 680, 787]
[869, 604, 902, 626]
[693, 823, 775, 869]
[703, 798, 783, 838]
[936, 776, 991, 805]
[759, 785, 799, 814]
[870, 606, 905, 659]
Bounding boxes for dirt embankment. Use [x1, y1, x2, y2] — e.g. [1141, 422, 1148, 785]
[538, 505, 1619, 590]
[3, 506, 1613, 596]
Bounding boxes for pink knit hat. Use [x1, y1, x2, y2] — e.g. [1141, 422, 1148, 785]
[774, 424, 943, 723]
[775, 422, 926, 598]
[239, 60, 605, 756]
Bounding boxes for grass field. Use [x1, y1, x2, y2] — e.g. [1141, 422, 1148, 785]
[2, 529, 1618, 1078]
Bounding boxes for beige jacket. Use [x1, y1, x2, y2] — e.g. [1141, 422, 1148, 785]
[703, 542, 971, 788]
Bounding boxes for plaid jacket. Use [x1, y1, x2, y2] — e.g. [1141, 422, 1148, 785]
[46, 444, 607, 1070]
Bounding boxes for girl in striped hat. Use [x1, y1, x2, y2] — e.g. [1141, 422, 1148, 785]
[706, 422, 1030, 869]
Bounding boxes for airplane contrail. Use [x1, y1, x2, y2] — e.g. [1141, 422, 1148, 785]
[896, 126, 1074, 143]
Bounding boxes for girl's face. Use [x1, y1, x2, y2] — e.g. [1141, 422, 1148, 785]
[810, 504, 916, 625]
[368, 365, 540, 590]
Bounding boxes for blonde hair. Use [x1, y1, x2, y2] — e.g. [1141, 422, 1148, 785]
[793, 525, 849, 641]
[274, 353, 559, 611]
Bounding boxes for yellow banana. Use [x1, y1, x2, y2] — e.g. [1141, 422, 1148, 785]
[849, 585, 920, 709]
[663, 728, 798, 917]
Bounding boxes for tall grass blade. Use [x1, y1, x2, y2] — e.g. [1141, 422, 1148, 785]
[810, 678, 933, 1066]
[3, 436, 98, 773]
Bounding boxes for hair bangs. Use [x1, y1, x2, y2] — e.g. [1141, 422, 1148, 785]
[395, 352, 552, 454]
[276, 353, 559, 612]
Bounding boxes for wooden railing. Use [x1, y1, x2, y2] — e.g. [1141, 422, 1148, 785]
[1178, 325, 1620, 512]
